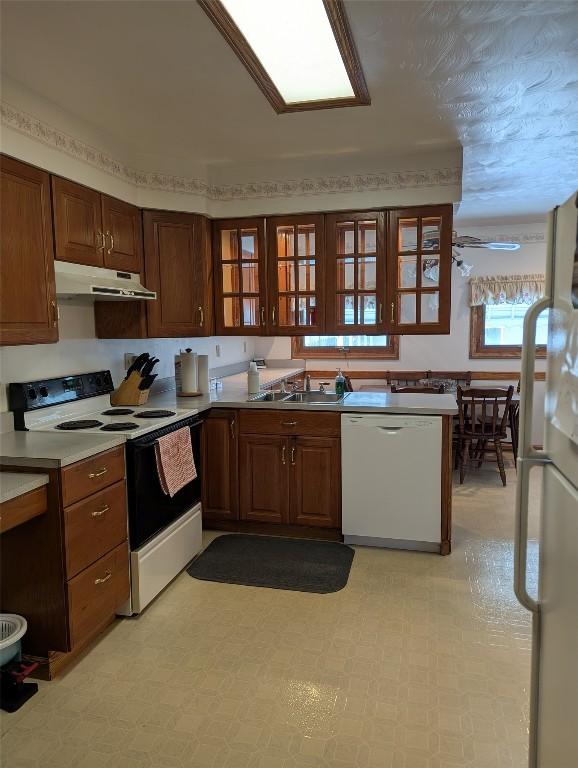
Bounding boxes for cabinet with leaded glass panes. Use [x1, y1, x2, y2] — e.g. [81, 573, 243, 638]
[325, 211, 387, 334]
[387, 205, 452, 334]
[212, 218, 267, 335]
[266, 214, 325, 335]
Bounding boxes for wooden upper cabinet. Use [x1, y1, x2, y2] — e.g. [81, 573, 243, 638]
[101, 195, 143, 273]
[0, 156, 58, 345]
[52, 176, 104, 267]
[213, 218, 267, 335]
[266, 214, 325, 335]
[325, 211, 387, 335]
[143, 210, 212, 338]
[388, 205, 452, 334]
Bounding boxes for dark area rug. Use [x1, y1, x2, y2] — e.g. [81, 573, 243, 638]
[187, 534, 355, 594]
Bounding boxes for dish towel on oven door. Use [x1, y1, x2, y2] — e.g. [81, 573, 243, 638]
[154, 426, 197, 497]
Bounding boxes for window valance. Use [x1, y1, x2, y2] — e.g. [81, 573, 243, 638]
[469, 274, 545, 307]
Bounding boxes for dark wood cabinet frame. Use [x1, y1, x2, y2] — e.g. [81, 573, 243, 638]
[470, 305, 547, 359]
[291, 335, 399, 360]
[198, 0, 370, 114]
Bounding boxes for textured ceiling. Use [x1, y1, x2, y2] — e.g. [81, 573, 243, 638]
[1, 0, 577, 220]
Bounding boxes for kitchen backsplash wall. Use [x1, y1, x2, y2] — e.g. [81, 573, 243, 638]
[0, 301, 255, 413]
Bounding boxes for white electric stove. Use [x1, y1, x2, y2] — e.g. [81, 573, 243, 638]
[8, 371, 204, 614]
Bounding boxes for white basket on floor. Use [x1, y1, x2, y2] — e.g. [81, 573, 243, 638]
[0, 614, 27, 666]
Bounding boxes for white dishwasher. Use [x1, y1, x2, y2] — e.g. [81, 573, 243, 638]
[341, 413, 442, 551]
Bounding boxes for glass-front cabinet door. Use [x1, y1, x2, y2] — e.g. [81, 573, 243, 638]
[266, 214, 325, 335]
[325, 211, 386, 334]
[388, 205, 452, 334]
[213, 218, 267, 335]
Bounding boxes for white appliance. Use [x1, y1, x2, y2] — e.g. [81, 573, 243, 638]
[515, 191, 578, 767]
[55, 260, 156, 300]
[8, 371, 203, 616]
[128, 502, 202, 614]
[341, 413, 442, 551]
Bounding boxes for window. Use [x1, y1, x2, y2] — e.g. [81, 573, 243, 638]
[470, 304, 547, 358]
[292, 334, 399, 359]
[199, 0, 370, 113]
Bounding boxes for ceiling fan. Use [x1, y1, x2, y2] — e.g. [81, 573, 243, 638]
[451, 232, 520, 278]
[422, 230, 521, 280]
[452, 233, 521, 251]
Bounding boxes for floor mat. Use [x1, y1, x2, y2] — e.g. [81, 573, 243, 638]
[187, 534, 355, 594]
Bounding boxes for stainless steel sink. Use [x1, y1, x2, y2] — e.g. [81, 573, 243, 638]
[285, 391, 344, 404]
[247, 391, 292, 402]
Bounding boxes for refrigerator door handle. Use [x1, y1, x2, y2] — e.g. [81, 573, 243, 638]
[514, 456, 549, 614]
[519, 295, 552, 461]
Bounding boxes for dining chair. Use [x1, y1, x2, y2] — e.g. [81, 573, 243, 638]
[455, 386, 514, 486]
[391, 385, 444, 394]
[427, 370, 472, 390]
[387, 371, 427, 387]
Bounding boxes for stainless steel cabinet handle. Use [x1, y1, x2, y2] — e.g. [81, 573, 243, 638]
[106, 231, 113, 255]
[94, 571, 112, 585]
[88, 467, 108, 479]
[229, 419, 235, 439]
[91, 504, 110, 518]
[379, 303, 383, 323]
[281, 444, 286, 465]
[290, 446, 296, 466]
[198, 306, 204, 327]
[51, 300, 58, 328]
[260, 306, 265, 326]
[272, 306, 276, 325]
[391, 301, 395, 323]
[281, 421, 297, 427]
[97, 231, 106, 250]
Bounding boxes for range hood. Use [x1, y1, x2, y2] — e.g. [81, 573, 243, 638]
[55, 261, 156, 301]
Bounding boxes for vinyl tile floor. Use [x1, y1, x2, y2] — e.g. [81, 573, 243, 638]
[0, 463, 540, 768]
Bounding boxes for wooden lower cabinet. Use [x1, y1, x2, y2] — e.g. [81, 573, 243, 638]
[239, 434, 289, 524]
[236, 411, 342, 531]
[0, 447, 130, 677]
[67, 542, 129, 649]
[201, 410, 238, 521]
[290, 437, 341, 528]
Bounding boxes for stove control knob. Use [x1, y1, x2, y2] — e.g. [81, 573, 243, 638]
[39, 386, 48, 398]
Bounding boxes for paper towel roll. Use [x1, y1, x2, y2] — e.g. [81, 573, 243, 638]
[181, 350, 198, 394]
[197, 355, 209, 395]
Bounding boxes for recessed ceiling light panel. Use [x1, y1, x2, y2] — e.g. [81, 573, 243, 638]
[199, 0, 370, 113]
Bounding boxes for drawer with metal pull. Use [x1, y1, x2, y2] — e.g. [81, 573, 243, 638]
[67, 542, 129, 648]
[61, 446, 125, 506]
[239, 409, 340, 437]
[64, 481, 128, 578]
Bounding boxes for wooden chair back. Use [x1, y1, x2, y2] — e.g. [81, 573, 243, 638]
[391, 385, 444, 394]
[456, 386, 514, 438]
[428, 370, 472, 388]
[387, 371, 427, 387]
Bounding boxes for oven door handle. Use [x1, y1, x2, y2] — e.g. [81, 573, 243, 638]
[131, 418, 204, 449]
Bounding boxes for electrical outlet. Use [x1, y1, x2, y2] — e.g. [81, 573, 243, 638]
[124, 353, 137, 370]
[215, 344, 221, 358]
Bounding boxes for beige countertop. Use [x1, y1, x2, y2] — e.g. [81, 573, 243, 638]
[0, 471, 49, 504]
[0, 367, 456, 468]
[0, 432, 125, 469]
[148, 368, 458, 417]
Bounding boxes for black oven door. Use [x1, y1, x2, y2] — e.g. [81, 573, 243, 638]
[126, 414, 203, 550]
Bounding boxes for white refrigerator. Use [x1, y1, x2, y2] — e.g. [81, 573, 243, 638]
[515, 191, 578, 768]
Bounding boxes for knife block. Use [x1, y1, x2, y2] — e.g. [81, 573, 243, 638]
[110, 372, 150, 406]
